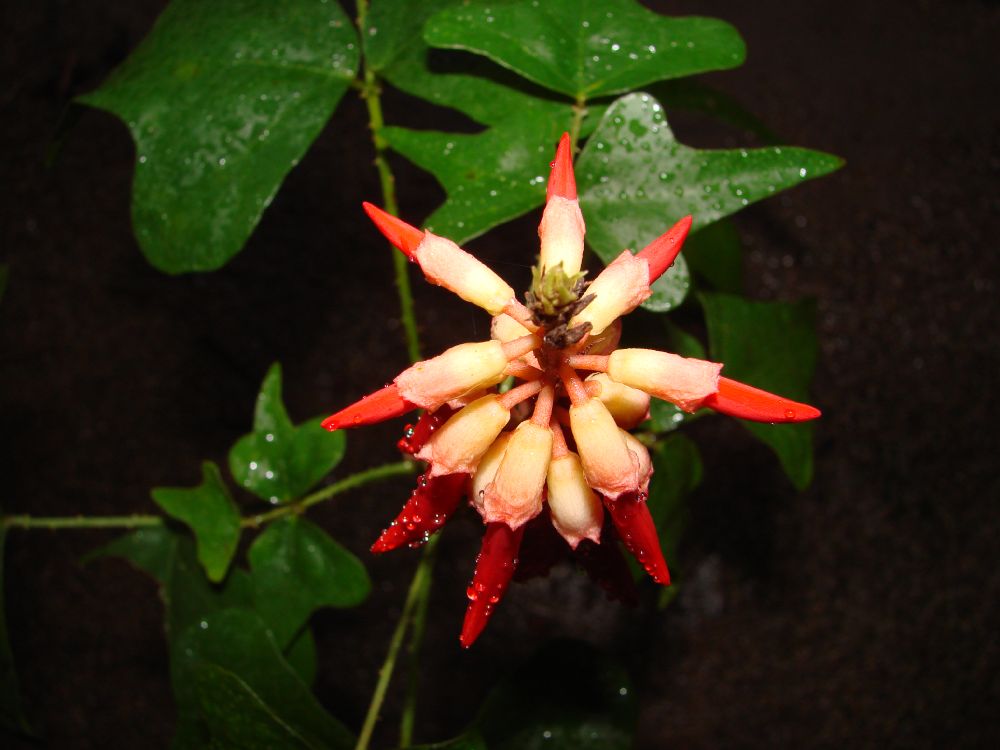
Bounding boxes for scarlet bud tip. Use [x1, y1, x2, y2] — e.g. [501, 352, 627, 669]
[636, 215, 693, 284]
[703, 377, 822, 423]
[546, 132, 577, 200]
[362, 201, 424, 258]
[321, 383, 416, 430]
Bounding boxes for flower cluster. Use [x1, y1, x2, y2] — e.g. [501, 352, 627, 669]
[324, 134, 820, 647]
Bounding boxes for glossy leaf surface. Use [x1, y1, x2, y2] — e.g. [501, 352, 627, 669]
[229, 363, 346, 504]
[375, 0, 579, 243]
[172, 608, 353, 750]
[700, 292, 819, 489]
[248, 517, 370, 647]
[646, 434, 702, 571]
[78, 0, 359, 273]
[577, 93, 843, 311]
[152, 462, 242, 582]
[424, 0, 745, 98]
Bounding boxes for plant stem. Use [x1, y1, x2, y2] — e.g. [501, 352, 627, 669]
[242, 460, 415, 528]
[354, 533, 440, 750]
[398, 535, 440, 747]
[357, 0, 421, 365]
[2, 514, 162, 530]
[3, 461, 415, 531]
[570, 94, 588, 151]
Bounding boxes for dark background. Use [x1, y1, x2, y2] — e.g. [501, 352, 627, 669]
[3, 0, 998, 747]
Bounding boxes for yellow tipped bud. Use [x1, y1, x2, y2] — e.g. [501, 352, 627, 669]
[482, 421, 552, 529]
[586, 372, 650, 429]
[538, 196, 585, 275]
[569, 398, 639, 499]
[568, 251, 650, 335]
[395, 341, 508, 409]
[607, 349, 722, 412]
[546, 452, 604, 548]
[417, 395, 511, 476]
[415, 233, 515, 314]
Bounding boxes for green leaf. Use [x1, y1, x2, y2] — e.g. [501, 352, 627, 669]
[152, 462, 242, 583]
[373, 2, 590, 244]
[476, 640, 635, 750]
[576, 93, 842, 311]
[424, 0, 745, 99]
[188, 664, 313, 749]
[384, 116, 570, 243]
[682, 219, 743, 293]
[172, 608, 353, 750]
[83, 523, 176, 581]
[0, 527, 33, 736]
[248, 517, 370, 647]
[283, 628, 317, 687]
[700, 292, 819, 489]
[229, 363, 346, 504]
[77, 0, 359, 273]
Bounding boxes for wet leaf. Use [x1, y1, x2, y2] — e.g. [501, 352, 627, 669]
[78, 0, 359, 273]
[152, 462, 242, 583]
[248, 517, 370, 647]
[424, 0, 744, 98]
[576, 93, 842, 311]
[229, 363, 346, 504]
[374, 0, 580, 244]
[172, 608, 353, 750]
[700, 292, 819, 489]
[384, 115, 570, 243]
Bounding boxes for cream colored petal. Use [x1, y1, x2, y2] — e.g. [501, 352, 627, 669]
[586, 372, 650, 429]
[395, 341, 508, 409]
[546, 452, 604, 548]
[607, 348, 722, 412]
[470, 432, 513, 515]
[568, 251, 651, 335]
[538, 195, 585, 275]
[482, 421, 552, 529]
[417, 395, 510, 476]
[569, 398, 639, 499]
[415, 233, 514, 314]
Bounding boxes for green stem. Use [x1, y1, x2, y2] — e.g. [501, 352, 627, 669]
[3, 461, 415, 531]
[242, 460, 415, 528]
[398, 535, 439, 747]
[2, 514, 162, 530]
[354, 534, 440, 750]
[357, 0, 421, 365]
[569, 94, 588, 151]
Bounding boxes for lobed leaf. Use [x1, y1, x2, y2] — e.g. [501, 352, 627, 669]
[171, 608, 353, 750]
[248, 517, 370, 647]
[700, 292, 820, 489]
[229, 363, 346, 505]
[424, 0, 745, 99]
[152, 462, 242, 583]
[576, 93, 843, 312]
[78, 0, 359, 273]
